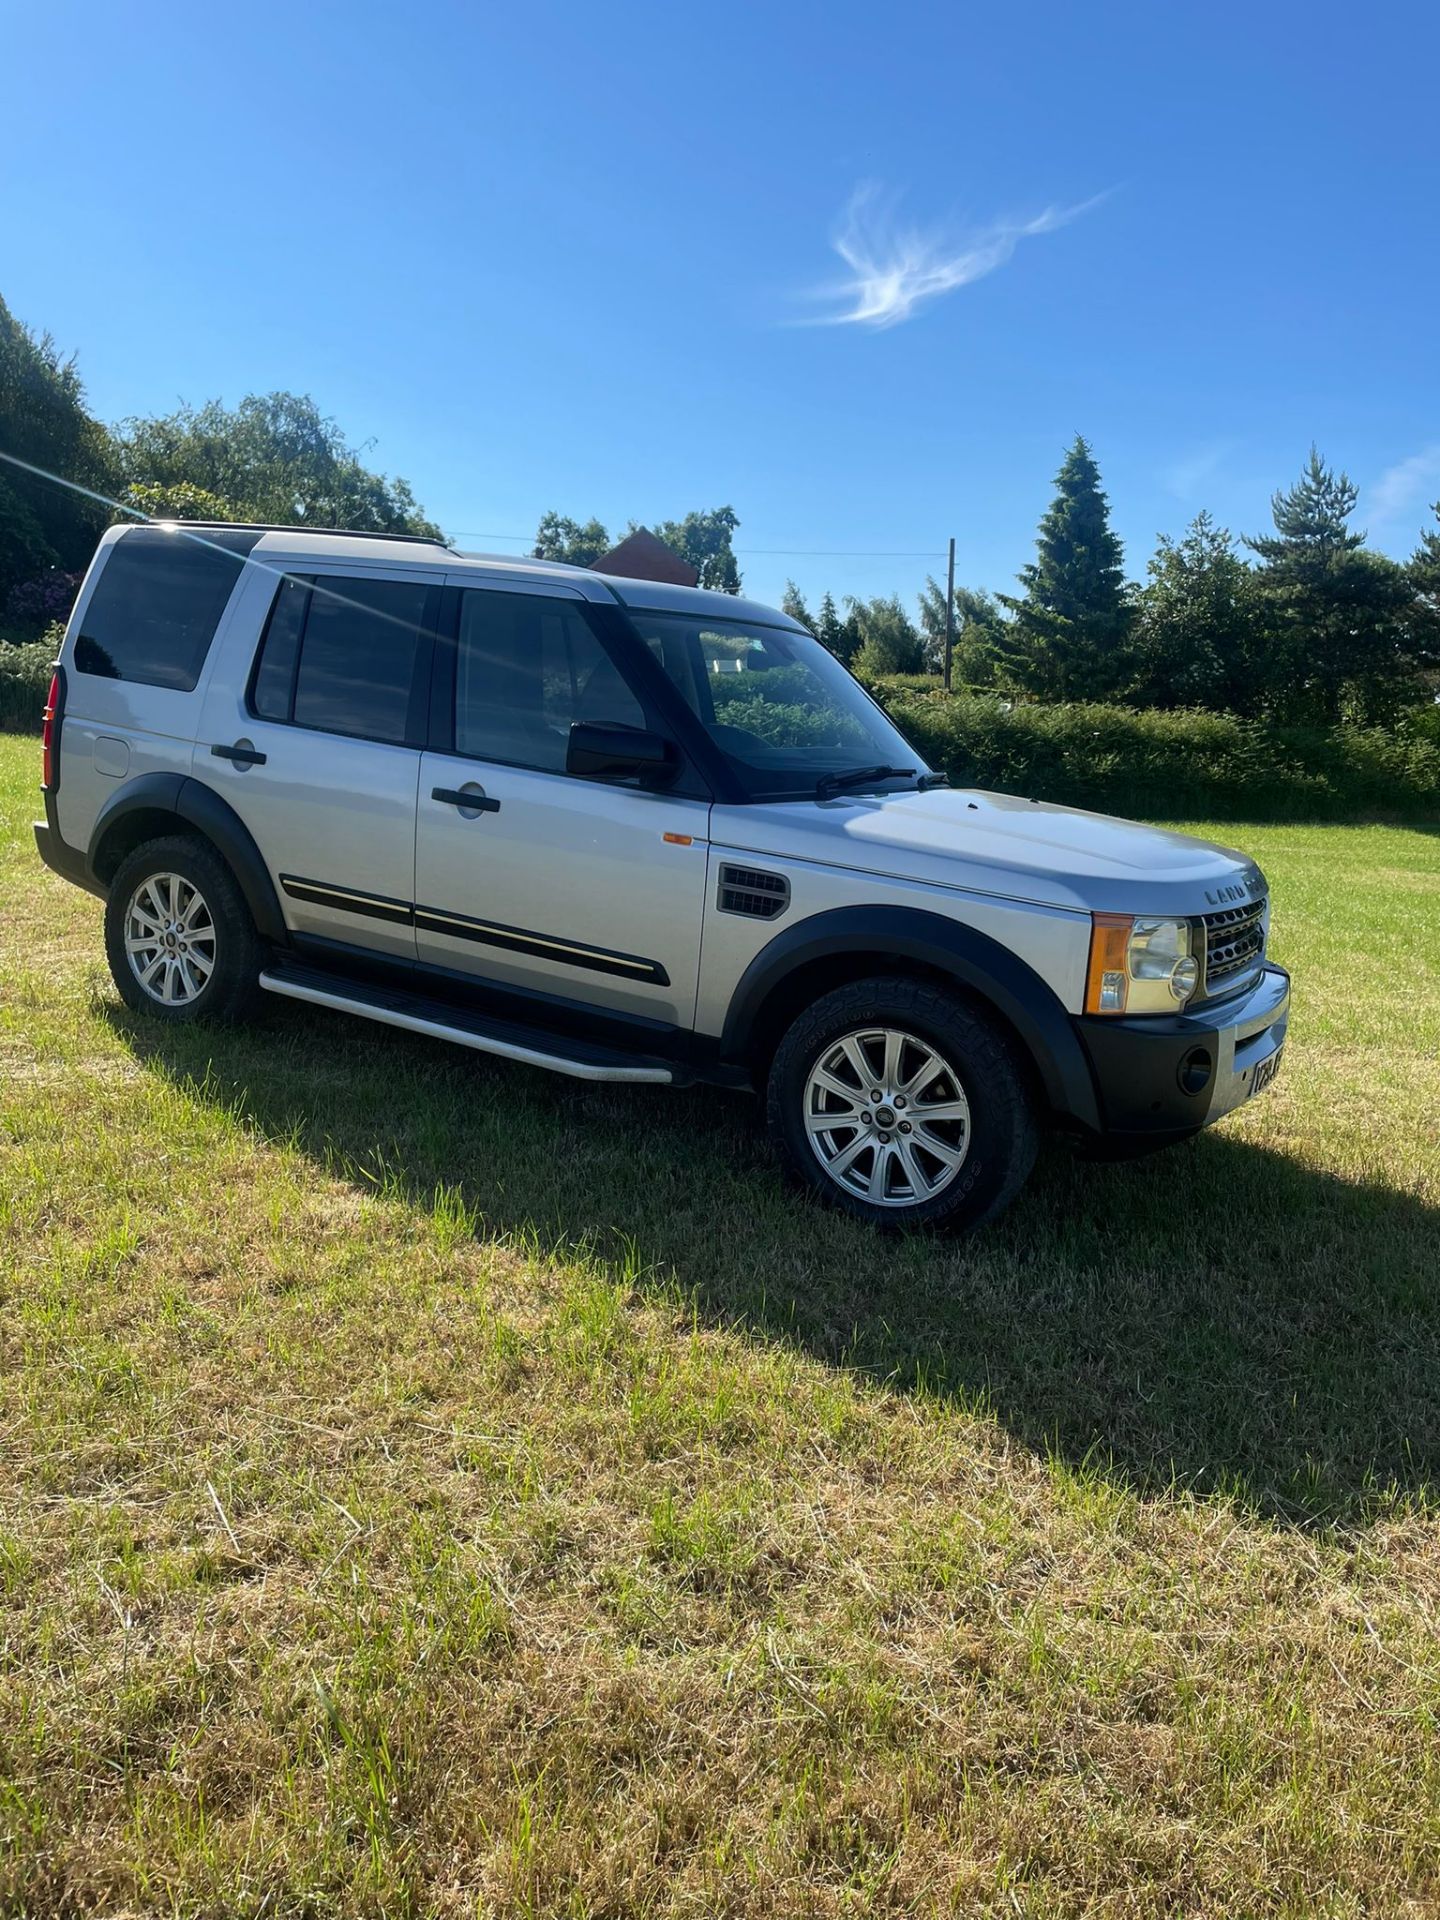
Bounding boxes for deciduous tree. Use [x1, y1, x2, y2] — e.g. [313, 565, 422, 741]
[125, 481, 238, 524]
[916, 576, 1015, 685]
[650, 506, 742, 593]
[0, 293, 118, 612]
[116, 393, 440, 539]
[533, 511, 610, 565]
[1128, 514, 1265, 711]
[845, 593, 924, 677]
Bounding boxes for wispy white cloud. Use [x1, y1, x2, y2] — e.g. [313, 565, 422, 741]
[1161, 440, 1234, 501]
[794, 183, 1109, 330]
[1366, 445, 1440, 528]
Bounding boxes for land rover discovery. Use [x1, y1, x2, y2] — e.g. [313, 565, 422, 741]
[34, 522, 1289, 1231]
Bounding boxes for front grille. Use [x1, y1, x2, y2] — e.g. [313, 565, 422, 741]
[1201, 900, 1266, 997]
[717, 864, 790, 919]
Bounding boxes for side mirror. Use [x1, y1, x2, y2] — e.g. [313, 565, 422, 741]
[566, 721, 677, 784]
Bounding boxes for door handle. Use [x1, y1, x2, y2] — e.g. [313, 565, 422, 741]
[432, 785, 500, 814]
[211, 741, 267, 766]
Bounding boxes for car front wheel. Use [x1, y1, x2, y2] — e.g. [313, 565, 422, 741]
[766, 976, 1039, 1232]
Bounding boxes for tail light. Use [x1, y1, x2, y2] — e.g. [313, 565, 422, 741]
[41, 671, 60, 791]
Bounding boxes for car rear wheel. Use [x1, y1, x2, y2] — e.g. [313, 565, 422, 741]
[766, 977, 1039, 1231]
[104, 835, 261, 1025]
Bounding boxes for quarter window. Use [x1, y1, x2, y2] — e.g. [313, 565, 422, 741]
[74, 527, 257, 690]
[250, 575, 308, 721]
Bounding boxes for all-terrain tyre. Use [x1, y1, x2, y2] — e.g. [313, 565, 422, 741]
[766, 975, 1039, 1232]
[104, 834, 262, 1025]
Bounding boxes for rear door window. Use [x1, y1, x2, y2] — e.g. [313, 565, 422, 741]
[247, 572, 438, 745]
[74, 526, 259, 689]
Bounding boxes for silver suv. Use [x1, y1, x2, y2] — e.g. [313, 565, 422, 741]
[34, 523, 1289, 1232]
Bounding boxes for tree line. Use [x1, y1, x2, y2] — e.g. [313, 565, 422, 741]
[4, 286, 1437, 728]
[532, 508, 744, 593]
[0, 291, 439, 636]
[782, 437, 1440, 727]
[534, 438, 1440, 727]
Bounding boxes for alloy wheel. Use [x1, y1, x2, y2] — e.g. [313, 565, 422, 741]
[803, 1026, 972, 1208]
[123, 872, 217, 1007]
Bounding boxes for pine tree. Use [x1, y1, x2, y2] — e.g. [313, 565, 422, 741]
[815, 591, 848, 659]
[1414, 502, 1440, 592]
[1245, 448, 1419, 722]
[781, 580, 814, 631]
[999, 436, 1131, 700]
[1247, 447, 1364, 563]
[1407, 501, 1440, 691]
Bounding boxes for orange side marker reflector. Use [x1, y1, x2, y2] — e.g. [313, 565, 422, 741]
[663, 832, 693, 846]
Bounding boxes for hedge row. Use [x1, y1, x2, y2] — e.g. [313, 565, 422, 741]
[4, 637, 1437, 821]
[871, 684, 1440, 823]
[0, 639, 55, 733]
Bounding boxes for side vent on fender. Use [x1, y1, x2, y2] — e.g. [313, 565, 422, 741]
[717, 864, 790, 920]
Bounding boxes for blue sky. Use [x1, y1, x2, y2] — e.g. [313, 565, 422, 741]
[3, 0, 1438, 612]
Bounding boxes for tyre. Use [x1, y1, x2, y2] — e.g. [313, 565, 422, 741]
[104, 834, 262, 1025]
[766, 976, 1039, 1232]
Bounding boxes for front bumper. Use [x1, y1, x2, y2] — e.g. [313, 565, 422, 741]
[1075, 962, 1290, 1144]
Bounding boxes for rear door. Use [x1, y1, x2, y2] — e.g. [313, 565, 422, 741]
[196, 565, 441, 959]
[413, 577, 711, 1025]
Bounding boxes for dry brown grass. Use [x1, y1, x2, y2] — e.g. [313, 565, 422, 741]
[2, 736, 1439, 1916]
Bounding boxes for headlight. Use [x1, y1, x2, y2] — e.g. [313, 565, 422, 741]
[1086, 914, 1200, 1015]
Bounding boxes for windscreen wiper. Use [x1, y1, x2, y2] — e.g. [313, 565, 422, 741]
[815, 764, 917, 801]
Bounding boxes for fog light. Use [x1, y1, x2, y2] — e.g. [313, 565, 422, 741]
[1178, 1045, 1213, 1096]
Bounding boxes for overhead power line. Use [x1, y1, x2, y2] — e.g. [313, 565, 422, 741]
[448, 529, 949, 560]
[0, 458, 953, 571]
[736, 546, 948, 559]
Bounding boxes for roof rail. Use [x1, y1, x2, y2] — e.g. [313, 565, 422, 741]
[129, 519, 452, 549]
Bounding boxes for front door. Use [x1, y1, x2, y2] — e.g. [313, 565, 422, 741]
[198, 565, 440, 959]
[414, 579, 710, 1026]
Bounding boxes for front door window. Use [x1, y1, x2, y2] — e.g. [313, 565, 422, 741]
[453, 590, 648, 773]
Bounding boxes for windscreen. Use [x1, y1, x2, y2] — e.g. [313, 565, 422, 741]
[627, 611, 925, 799]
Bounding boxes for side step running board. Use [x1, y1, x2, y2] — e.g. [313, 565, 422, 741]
[258, 966, 674, 1084]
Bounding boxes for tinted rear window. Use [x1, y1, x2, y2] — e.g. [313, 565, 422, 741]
[73, 527, 259, 690]
[248, 573, 437, 745]
[250, 575, 309, 722]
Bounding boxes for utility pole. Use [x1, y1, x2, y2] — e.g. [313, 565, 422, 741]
[943, 536, 956, 692]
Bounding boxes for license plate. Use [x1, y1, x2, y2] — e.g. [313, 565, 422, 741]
[1248, 1045, 1284, 1100]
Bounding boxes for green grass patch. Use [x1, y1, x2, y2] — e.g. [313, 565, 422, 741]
[1, 735, 1438, 1913]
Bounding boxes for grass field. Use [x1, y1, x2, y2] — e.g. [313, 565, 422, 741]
[2, 730, 1438, 1917]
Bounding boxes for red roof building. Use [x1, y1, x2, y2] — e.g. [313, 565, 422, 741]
[590, 526, 698, 587]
